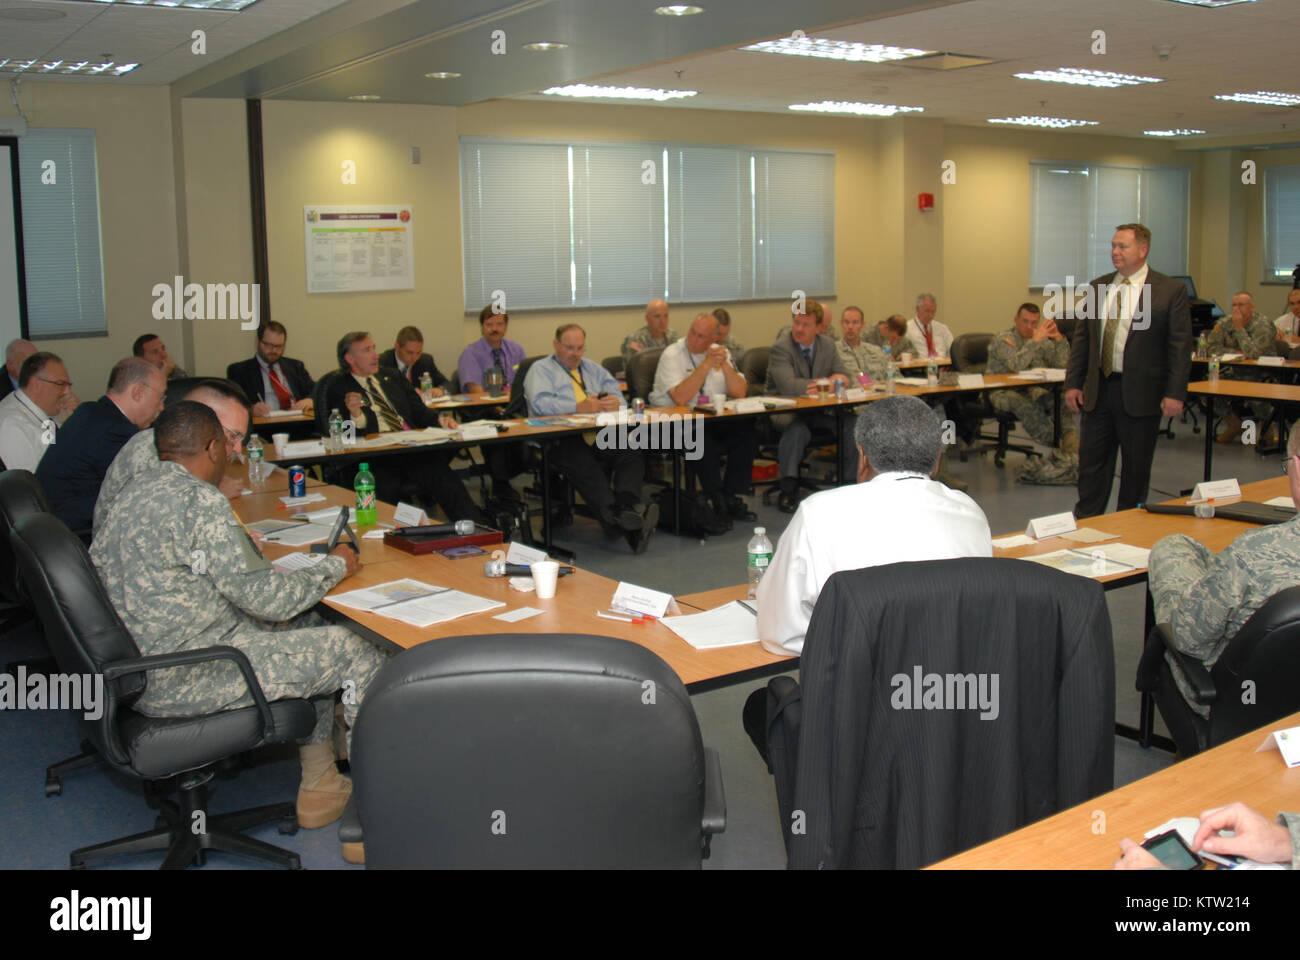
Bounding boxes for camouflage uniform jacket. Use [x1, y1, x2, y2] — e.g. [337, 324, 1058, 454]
[719, 336, 745, 359]
[986, 327, 1070, 374]
[1207, 312, 1278, 359]
[621, 326, 680, 366]
[90, 460, 347, 666]
[835, 339, 889, 381]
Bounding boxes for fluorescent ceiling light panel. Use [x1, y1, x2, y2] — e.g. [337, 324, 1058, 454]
[0, 58, 138, 75]
[542, 84, 696, 101]
[522, 42, 568, 51]
[988, 116, 1098, 128]
[789, 100, 923, 116]
[1144, 128, 1207, 136]
[73, 0, 260, 9]
[654, 5, 704, 14]
[1215, 91, 1300, 106]
[1162, 0, 1255, 7]
[742, 36, 934, 63]
[1015, 67, 1162, 87]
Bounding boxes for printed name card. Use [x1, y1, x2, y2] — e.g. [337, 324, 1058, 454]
[1026, 511, 1077, 540]
[595, 409, 634, 426]
[956, 374, 985, 389]
[1256, 725, 1300, 768]
[392, 502, 426, 526]
[459, 424, 498, 442]
[281, 440, 327, 458]
[1257, 355, 1285, 366]
[505, 541, 548, 565]
[843, 387, 868, 401]
[1188, 478, 1241, 504]
[611, 581, 678, 619]
[733, 398, 766, 414]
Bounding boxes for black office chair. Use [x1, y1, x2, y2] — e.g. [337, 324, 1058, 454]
[339, 634, 725, 868]
[601, 355, 625, 380]
[499, 356, 578, 545]
[747, 558, 1114, 869]
[1136, 586, 1300, 757]
[952, 332, 1038, 468]
[625, 346, 664, 403]
[738, 347, 770, 398]
[11, 513, 318, 869]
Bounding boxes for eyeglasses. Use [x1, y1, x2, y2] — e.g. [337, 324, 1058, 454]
[37, 377, 73, 389]
[221, 424, 246, 447]
[1283, 455, 1296, 475]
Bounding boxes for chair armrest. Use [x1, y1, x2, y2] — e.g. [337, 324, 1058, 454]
[1138, 623, 1218, 704]
[102, 645, 277, 738]
[702, 747, 726, 836]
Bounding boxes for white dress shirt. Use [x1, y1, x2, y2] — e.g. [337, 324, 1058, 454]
[756, 471, 992, 655]
[905, 317, 954, 358]
[1274, 311, 1300, 339]
[1101, 263, 1149, 374]
[649, 340, 733, 407]
[0, 389, 56, 472]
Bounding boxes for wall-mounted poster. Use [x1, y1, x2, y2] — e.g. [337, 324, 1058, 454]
[304, 204, 414, 293]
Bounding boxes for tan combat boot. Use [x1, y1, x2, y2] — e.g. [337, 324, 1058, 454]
[297, 741, 352, 829]
[1059, 429, 1080, 455]
[1216, 412, 1243, 444]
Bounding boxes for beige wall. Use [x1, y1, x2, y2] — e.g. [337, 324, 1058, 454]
[1242, 146, 1300, 318]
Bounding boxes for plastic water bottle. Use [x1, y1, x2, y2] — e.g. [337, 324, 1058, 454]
[328, 408, 344, 451]
[883, 346, 897, 394]
[1208, 355, 1220, 382]
[246, 434, 265, 483]
[747, 526, 774, 601]
[419, 371, 434, 399]
[926, 356, 939, 386]
[355, 462, 377, 527]
[1196, 332, 1207, 360]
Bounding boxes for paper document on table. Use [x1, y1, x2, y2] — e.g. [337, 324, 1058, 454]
[1058, 527, 1119, 544]
[281, 440, 326, 458]
[1021, 544, 1148, 578]
[991, 534, 1037, 549]
[245, 519, 300, 535]
[279, 492, 327, 506]
[328, 578, 504, 626]
[272, 553, 328, 573]
[1265, 496, 1295, 508]
[295, 506, 355, 524]
[895, 377, 929, 386]
[329, 579, 439, 611]
[662, 601, 761, 649]
[262, 523, 330, 547]
[391, 427, 456, 444]
[1256, 355, 1285, 366]
[760, 397, 798, 409]
[261, 409, 301, 418]
[1217, 352, 1243, 361]
[1096, 543, 1151, 568]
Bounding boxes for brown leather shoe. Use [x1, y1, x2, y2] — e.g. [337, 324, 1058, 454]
[1216, 412, 1243, 444]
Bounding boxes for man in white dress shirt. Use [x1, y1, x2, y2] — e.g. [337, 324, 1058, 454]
[650, 313, 757, 524]
[905, 293, 954, 359]
[1273, 289, 1300, 350]
[0, 351, 74, 471]
[756, 394, 992, 656]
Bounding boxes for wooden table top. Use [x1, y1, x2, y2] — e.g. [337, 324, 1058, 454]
[929, 709, 1300, 869]
[1193, 356, 1300, 370]
[1188, 380, 1300, 402]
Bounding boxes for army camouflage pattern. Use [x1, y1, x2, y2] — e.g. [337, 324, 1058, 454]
[986, 325, 1070, 376]
[1280, 812, 1300, 869]
[90, 459, 387, 745]
[982, 326, 1077, 483]
[1207, 312, 1279, 359]
[835, 339, 889, 382]
[1149, 516, 1300, 718]
[620, 326, 680, 366]
[93, 429, 159, 540]
[719, 336, 745, 359]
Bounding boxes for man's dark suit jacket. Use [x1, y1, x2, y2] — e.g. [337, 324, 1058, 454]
[761, 558, 1113, 870]
[0, 374, 15, 402]
[317, 367, 437, 435]
[1065, 268, 1192, 417]
[35, 394, 138, 533]
[765, 333, 848, 396]
[225, 356, 315, 408]
[378, 349, 448, 389]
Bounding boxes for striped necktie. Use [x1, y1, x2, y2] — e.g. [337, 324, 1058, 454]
[365, 377, 405, 431]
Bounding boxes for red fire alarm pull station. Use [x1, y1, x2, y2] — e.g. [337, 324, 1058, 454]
[918, 193, 935, 212]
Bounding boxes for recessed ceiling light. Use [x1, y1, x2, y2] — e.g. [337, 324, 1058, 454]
[987, 116, 1098, 128]
[1215, 90, 1300, 106]
[1162, 0, 1254, 7]
[0, 57, 137, 76]
[1144, 128, 1207, 137]
[57, 0, 261, 8]
[425, 71, 461, 79]
[542, 84, 696, 101]
[348, 94, 381, 101]
[742, 36, 934, 63]
[0, 7, 66, 20]
[1015, 67, 1163, 88]
[789, 100, 923, 117]
[654, 4, 704, 14]
[522, 41, 568, 52]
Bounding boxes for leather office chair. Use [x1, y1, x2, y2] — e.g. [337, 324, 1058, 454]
[625, 346, 664, 403]
[11, 513, 318, 869]
[952, 332, 1038, 468]
[601, 355, 625, 380]
[339, 633, 725, 868]
[1136, 585, 1300, 757]
[747, 558, 1114, 869]
[739, 347, 769, 397]
[500, 356, 577, 544]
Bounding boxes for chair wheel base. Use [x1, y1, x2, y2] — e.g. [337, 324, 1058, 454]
[45, 779, 61, 797]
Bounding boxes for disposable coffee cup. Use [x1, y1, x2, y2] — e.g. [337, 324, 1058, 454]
[710, 392, 727, 412]
[531, 560, 560, 599]
[815, 378, 831, 400]
[272, 433, 289, 456]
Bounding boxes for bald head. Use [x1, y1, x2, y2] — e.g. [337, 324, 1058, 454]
[5, 339, 36, 379]
[645, 299, 670, 338]
[685, 313, 721, 353]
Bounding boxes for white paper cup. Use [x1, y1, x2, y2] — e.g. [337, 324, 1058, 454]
[271, 433, 289, 456]
[710, 392, 727, 412]
[531, 560, 560, 599]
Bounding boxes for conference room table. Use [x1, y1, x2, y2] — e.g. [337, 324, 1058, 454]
[1187, 379, 1300, 481]
[928, 708, 1300, 870]
[251, 393, 509, 429]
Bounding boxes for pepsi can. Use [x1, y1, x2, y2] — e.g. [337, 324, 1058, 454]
[289, 465, 306, 499]
[633, 397, 645, 418]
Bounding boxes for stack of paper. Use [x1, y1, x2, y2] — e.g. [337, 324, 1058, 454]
[329, 579, 504, 627]
[662, 601, 760, 649]
[1020, 543, 1150, 578]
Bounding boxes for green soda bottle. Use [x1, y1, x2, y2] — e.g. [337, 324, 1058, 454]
[355, 462, 377, 527]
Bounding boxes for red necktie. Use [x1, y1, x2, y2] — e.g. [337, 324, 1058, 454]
[923, 325, 935, 356]
[267, 365, 292, 408]
[405, 365, 414, 382]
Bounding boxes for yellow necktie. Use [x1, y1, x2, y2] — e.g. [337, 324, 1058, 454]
[569, 367, 587, 403]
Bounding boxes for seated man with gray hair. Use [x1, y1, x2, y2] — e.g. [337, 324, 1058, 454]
[755, 394, 993, 656]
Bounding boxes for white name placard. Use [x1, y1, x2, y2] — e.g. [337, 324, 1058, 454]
[1026, 511, 1077, 540]
[1188, 478, 1241, 504]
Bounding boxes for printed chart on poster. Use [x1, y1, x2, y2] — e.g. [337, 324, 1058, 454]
[304, 205, 414, 293]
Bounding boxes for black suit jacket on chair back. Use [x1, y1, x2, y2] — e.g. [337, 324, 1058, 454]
[225, 356, 316, 408]
[1064, 268, 1192, 417]
[319, 367, 436, 435]
[378, 349, 448, 389]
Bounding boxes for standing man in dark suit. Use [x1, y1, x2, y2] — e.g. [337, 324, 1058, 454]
[766, 301, 855, 513]
[320, 332, 486, 525]
[1065, 223, 1191, 517]
[378, 326, 448, 397]
[226, 320, 316, 418]
[37, 357, 165, 533]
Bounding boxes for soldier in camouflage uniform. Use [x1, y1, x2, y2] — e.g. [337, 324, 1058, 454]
[985, 303, 1079, 485]
[1207, 292, 1280, 443]
[1148, 427, 1300, 718]
[834, 306, 889, 382]
[711, 307, 745, 358]
[621, 298, 680, 367]
[90, 402, 386, 830]
[93, 379, 252, 540]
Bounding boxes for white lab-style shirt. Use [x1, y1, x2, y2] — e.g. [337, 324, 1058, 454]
[1101, 263, 1149, 374]
[1274, 311, 1300, 339]
[649, 340, 734, 407]
[905, 316, 954, 358]
[756, 472, 993, 655]
[0, 389, 57, 472]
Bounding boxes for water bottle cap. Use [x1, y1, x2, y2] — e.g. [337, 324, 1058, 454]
[754, 526, 765, 535]
[359, 462, 368, 470]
